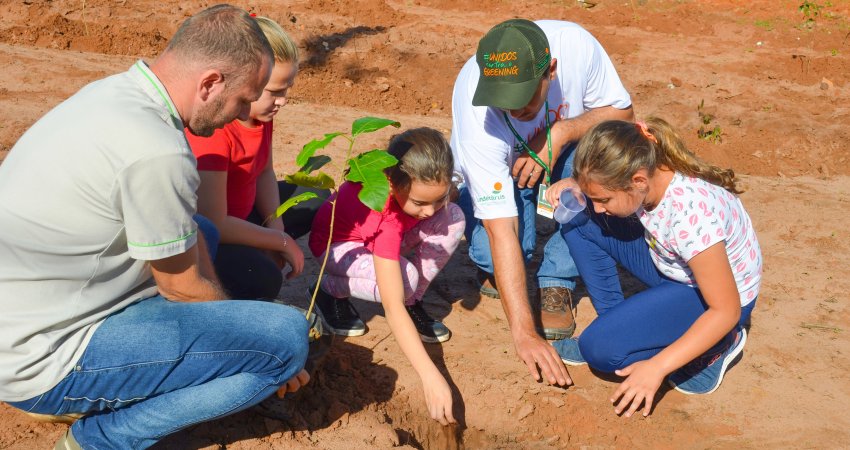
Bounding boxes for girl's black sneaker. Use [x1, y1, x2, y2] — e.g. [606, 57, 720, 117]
[314, 288, 367, 337]
[405, 301, 451, 343]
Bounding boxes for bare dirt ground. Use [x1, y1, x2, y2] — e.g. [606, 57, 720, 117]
[1, 0, 849, 448]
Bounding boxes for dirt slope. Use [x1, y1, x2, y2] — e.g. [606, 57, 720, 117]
[1, 1, 849, 448]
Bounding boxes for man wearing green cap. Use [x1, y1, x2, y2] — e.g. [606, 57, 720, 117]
[451, 19, 633, 385]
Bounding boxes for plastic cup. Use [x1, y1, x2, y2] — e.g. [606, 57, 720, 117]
[553, 188, 587, 224]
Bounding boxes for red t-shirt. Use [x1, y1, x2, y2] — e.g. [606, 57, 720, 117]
[309, 181, 419, 261]
[185, 120, 273, 220]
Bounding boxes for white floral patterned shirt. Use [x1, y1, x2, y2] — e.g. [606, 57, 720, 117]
[637, 173, 762, 306]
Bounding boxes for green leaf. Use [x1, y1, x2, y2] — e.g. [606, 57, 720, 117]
[351, 117, 400, 138]
[345, 150, 398, 211]
[284, 171, 335, 190]
[356, 177, 391, 212]
[275, 191, 319, 218]
[345, 150, 398, 182]
[299, 155, 332, 174]
[296, 132, 344, 167]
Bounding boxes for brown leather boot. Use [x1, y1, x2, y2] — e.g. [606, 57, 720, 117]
[538, 287, 576, 340]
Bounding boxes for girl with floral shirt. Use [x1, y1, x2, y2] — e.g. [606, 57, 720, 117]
[545, 117, 762, 418]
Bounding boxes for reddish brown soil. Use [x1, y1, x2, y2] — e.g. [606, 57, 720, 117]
[2, 1, 849, 448]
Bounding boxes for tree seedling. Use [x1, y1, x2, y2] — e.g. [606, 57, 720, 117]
[697, 99, 723, 144]
[275, 117, 401, 339]
[798, 1, 834, 29]
[800, 1, 822, 23]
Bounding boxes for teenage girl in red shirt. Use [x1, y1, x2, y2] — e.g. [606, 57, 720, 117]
[187, 17, 326, 300]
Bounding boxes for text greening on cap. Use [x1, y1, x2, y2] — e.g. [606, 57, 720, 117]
[472, 19, 551, 110]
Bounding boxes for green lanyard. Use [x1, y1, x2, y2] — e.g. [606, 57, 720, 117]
[502, 100, 553, 184]
[135, 61, 179, 123]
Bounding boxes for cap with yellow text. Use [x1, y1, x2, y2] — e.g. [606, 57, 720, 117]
[472, 19, 551, 110]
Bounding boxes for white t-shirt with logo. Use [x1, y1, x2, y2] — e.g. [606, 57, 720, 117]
[450, 20, 632, 220]
[637, 173, 762, 306]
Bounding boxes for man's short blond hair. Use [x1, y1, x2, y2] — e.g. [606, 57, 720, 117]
[165, 4, 273, 82]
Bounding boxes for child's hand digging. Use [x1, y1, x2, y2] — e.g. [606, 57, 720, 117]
[423, 370, 456, 425]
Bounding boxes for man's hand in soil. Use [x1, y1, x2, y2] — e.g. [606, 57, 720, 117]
[276, 369, 310, 397]
[514, 330, 572, 387]
[483, 217, 572, 387]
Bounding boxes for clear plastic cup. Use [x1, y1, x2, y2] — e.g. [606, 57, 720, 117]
[553, 188, 587, 224]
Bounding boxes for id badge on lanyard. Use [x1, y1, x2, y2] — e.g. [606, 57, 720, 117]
[536, 182, 554, 219]
[503, 101, 555, 219]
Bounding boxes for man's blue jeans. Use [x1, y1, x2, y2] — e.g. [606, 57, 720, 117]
[8, 297, 308, 449]
[8, 215, 308, 449]
[458, 148, 579, 290]
[561, 208, 755, 372]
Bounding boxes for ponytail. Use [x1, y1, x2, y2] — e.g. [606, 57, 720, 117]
[574, 117, 742, 194]
[644, 117, 741, 194]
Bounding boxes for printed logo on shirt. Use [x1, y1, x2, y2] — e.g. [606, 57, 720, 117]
[477, 181, 507, 204]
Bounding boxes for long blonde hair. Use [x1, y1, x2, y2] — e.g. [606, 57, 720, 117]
[573, 117, 742, 194]
[254, 16, 299, 65]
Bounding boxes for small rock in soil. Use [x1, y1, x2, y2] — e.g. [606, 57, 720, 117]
[516, 404, 535, 420]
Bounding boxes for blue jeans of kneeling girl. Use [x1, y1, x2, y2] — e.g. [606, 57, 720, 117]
[561, 208, 755, 372]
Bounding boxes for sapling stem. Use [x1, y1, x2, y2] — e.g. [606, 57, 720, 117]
[305, 135, 355, 330]
[278, 117, 400, 340]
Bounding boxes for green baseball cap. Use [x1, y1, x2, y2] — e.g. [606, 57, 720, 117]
[472, 19, 551, 110]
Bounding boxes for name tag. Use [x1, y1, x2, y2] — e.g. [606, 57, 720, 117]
[536, 182, 554, 219]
